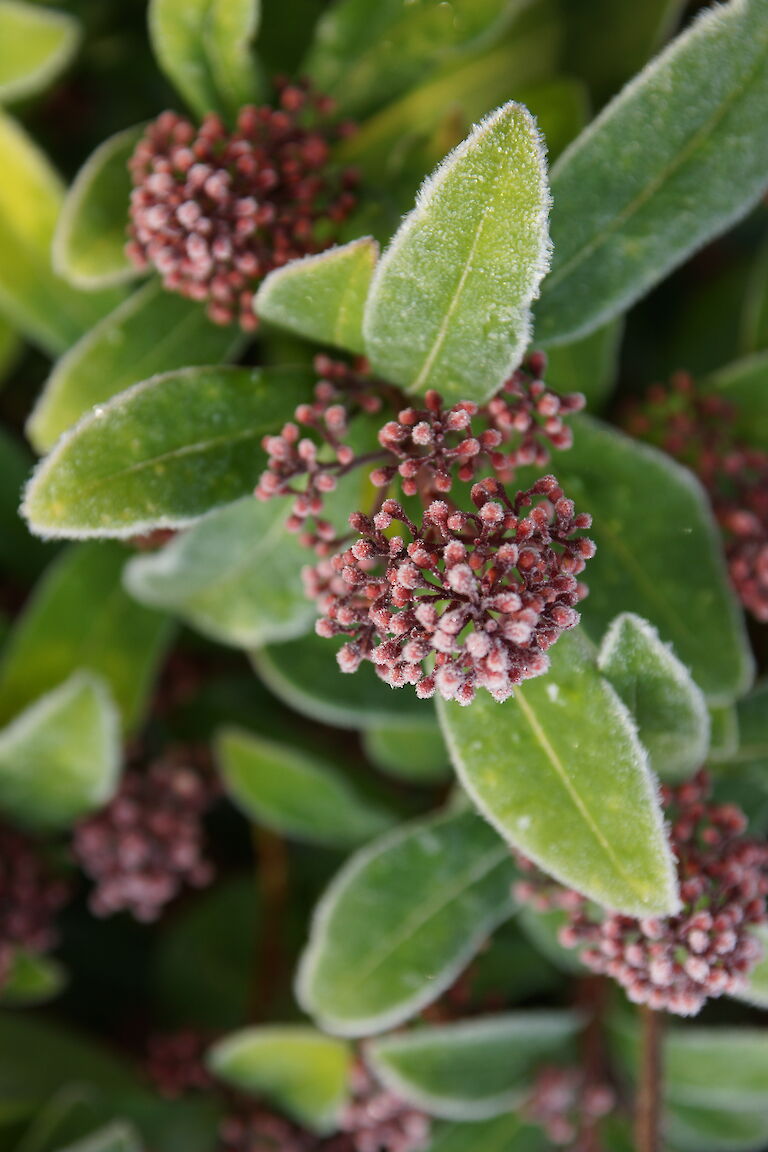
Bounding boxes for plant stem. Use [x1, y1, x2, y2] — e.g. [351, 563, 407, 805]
[250, 824, 289, 1021]
[634, 1005, 664, 1152]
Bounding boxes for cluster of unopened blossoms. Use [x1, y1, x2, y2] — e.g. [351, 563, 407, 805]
[257, 353, 594, 702]
[516, 771, 768, 1015]
[73, 746, 218, 922]
[627, 371, 768, 621]
[523, 1065, 615, 1150]
[0, 821, 68, 988]
[127, 80, 357, 330]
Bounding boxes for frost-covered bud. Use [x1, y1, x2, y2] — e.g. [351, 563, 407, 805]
[307, 475, 594, 704]
[0, 821, 69, 989]
[517, 771, 768, 1017]
[73, 747, 218, 923]
[338, 1061, 430, 1152]
[523, 1065, 615, 1149]
[127, 84, 358, 331]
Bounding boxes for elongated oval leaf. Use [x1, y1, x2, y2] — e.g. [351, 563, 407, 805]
[0, 672, 120, 829]
[0, 111, 125, 354]
[305, 0, 524, 119]
[368, 1012, 579, 1121]
[557, 415, 753, 704]
[536, 0, 768, 344]
[0, 0, 80, 103]
[0, 542, 171, 732]
[53, 125, 143, 291]
[208, 1027, 350, 1132]
[23, 366, 311, 540]
[363, 101, 551, 404]
[256, 239, 378, 355]
[598, 613, 709, 780]
[254, 632, 432, 730]
[216, 727, 393, 846]
[125, 498, 313, 649]
[55, 1123, 143, 1152]
[421, 1117, 546, 1152]
[28, 280, 242, 453]
[362, 719, 450, 784]
[0, 950, 66, 1007]
[543, 317, 623, 409]
[703, 350, 768, 449]
[708, 703, 739, 763]
[296, 809, 516, 1036]
[439, 628, 679, 916]
[149, 0, 262, 119]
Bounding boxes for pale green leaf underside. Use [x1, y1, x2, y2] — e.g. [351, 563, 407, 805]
[439, 628, 678, 916]
[362, 718, 450, 784]
[53, 125, 143, 291]
[0, 0, 80, 103]
[149, 0, 261, 118]
[0, 111, 125, 355]
[125, 498, 313, 650]
[558, 415, 753, 705]
[22, 365, 311, 540]
[0, 542, 171, 733]
[28, 279, 241, 453]
[256, 238, 378, 355]
[598, 612, 710, 781]
[536, 0, 768, 344]
[254, 632, 432, 731]
[368, 1011, 579, 1121]
[208, 1027, 350, 1133]
[363, 101, 551, 403]
[0, 672, 120, 829]
[0, 950, 66, 1007]
[296, 809, 516, 1036]
[215, 726, 393, 846]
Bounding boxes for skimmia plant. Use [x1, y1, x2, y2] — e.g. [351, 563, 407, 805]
[2, 1, 768, 1151]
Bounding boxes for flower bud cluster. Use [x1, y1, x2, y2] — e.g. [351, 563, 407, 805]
[0, 821, 68, 988]
[523, 1065, 615, 1149]
[306, 475, 594, 704]
[218, 1106, 314, 1152]
[127, 82, 357, 330]
[256, 356, 380, 553]
[145, 1029, 215, 1099]
[73, 747, 218, 922]
[336, 1062, 430, 1152]
[627, 372, 768, 620]
[517, 772, 768, 1016]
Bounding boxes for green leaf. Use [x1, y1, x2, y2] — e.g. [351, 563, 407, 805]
[362, 718, 450, 784]
[153, 877, 259, 1029]
[0, 426, 53, 582]
[703, 350, 768, 451]
[0, 950, 66, 1007]
[0, 111, 126, 355]
[733, 925, 768, 1009]
[597, 613, 709, 781]
[0, 313, 20, 386]
[296, 809, 516, 1036]
[742, 235, 768, 353]
[255, 239, 378, 355]
[0, 542, 171, 732]
[149, 0, 262, 119]
[124, 498, 313, 649]
[52, 125, 143, 292]
[0, 0, 80, 103]
[439, 628, 679, 916]
[421, 1117, 546, 1152]
[53, 1123, 142, 1152]
[0, 671, 120, 829]
[721, 680, 768, 771]
[305, 0, 526, 119]
[216, 726, 393, 846]
[27, 280, 242, 454]
[543, 317, 624, 409]
[363, 101, 551, 404]
[208, 1027, 350, 1133]
[557, 415, 753, 704]
[367, 1012, 579, 1121]
[708, 703, 739, 763]
[536, 0, 768, 345]
[254, 632, 432, 731]
[23, 365, 311, 540]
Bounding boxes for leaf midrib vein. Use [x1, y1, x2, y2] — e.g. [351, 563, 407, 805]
[515, 686, 650, 902]
[544, 23, 768, 294]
